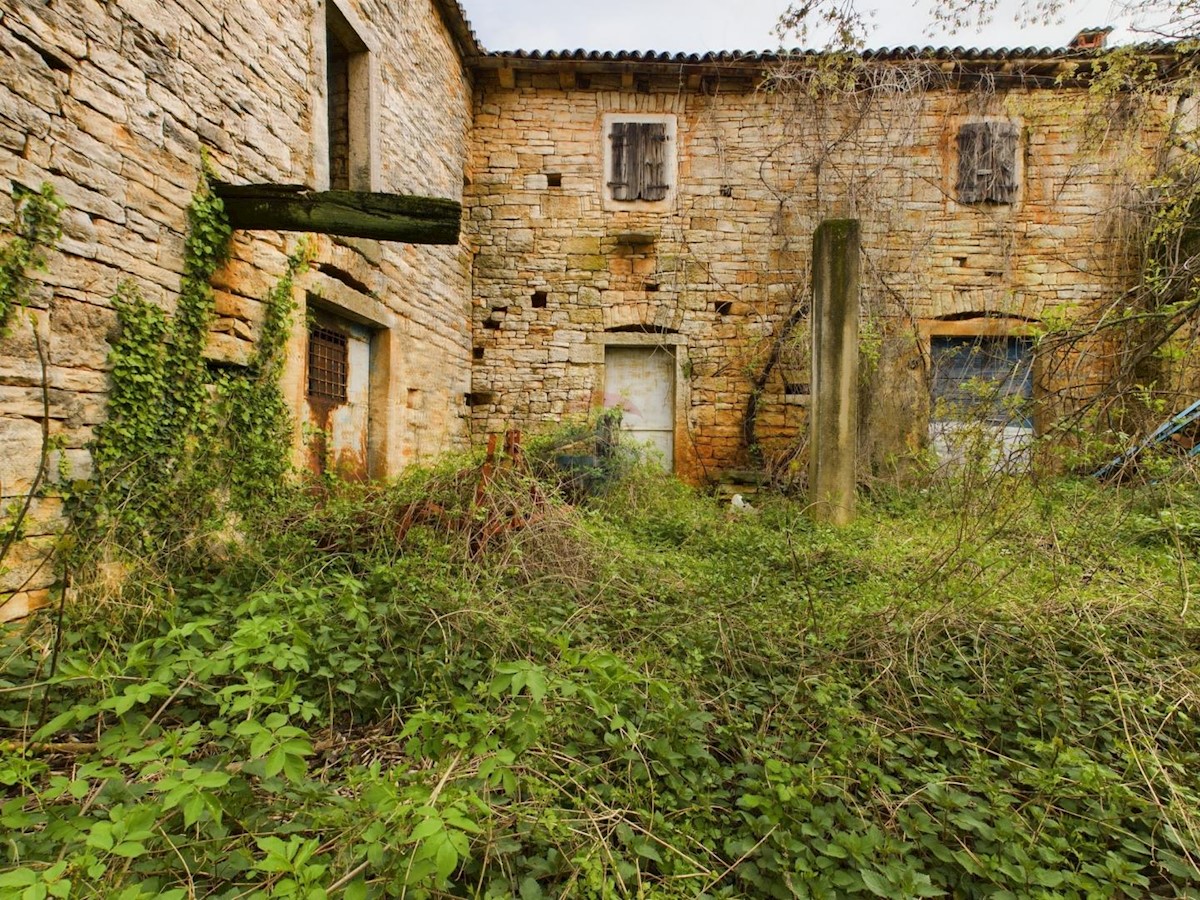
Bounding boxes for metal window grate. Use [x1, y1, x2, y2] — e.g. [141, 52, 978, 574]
[308, 325, 348, 402]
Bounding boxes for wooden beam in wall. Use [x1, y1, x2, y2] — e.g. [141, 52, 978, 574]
[213, 183, 461, 245]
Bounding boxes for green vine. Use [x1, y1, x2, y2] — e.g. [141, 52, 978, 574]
[74, 162, 309, 565]
[0, 184, 63, 586]
[0, 183, 63, 337]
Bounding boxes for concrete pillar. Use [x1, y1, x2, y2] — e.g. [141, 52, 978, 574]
[809, 220, 860, 525]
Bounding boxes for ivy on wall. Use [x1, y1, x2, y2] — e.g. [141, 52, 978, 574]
[73, 161, 310, 566]
[0, 184, 63, 589]
[0, 184, 62, 338]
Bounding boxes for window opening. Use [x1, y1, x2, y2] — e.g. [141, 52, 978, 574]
[931, 335, 1032, 426]
[325, 2, 370, 191]
[308, 325, 349, 402]
[609, 122, 669, 202]
[956, 122, 1019, 204]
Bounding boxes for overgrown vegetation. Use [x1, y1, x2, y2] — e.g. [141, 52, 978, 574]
[69, 164, 309, 580]
[3, 454, 1199, 898]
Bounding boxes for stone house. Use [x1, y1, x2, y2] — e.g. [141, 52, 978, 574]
[0, 0, 1188, 617]
[0, 0, 478, 618]
[465, 43, 1184, 480]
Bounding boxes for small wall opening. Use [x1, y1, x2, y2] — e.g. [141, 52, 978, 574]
[465, 391, 495, 407]
[714, 300, 733, 316]
[325, 1, 371, 191]
[545, 173, 563, 188]
[531, 291, 548, 308]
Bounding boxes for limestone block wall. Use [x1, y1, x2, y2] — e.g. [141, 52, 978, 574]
[464, 63, 1168, 481]
[0, 0, 474, 618]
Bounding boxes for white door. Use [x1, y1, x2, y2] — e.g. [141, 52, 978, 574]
[604, 346, 675, 471]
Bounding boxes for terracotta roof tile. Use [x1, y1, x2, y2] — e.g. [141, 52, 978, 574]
[480, 42, 1181, 64]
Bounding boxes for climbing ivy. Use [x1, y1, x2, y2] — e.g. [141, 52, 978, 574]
[73, 162, 309, 566]
[0, 183, 62, 338]
[0, 183, 63, 586]
[209, 238, 310, 510]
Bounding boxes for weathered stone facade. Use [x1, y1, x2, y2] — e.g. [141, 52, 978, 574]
[0, 0, 477, 618]
[464, 55, 1174, 480]
[0, 0, 1188, 619]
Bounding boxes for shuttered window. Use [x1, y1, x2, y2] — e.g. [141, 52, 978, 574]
[956, 122, 1020, 204]
[609, 121, 669, 202]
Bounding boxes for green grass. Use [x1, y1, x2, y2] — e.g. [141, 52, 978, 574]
[2, 460, 1199, 899]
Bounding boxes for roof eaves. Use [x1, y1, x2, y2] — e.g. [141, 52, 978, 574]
[472, 41, 1186, 70]
[431, 0, 482, 58]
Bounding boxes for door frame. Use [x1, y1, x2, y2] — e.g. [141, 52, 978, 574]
[591, 331, 694, 477]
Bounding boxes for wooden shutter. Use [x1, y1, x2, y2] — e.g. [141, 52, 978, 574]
[989, 123, 1020, 204]
[610, 121, 669, 201]
[609, 122, 632, 200]
[956, 122, 1019, 204]
[638, 122, 668, 201]
[956, 123, 989, 203]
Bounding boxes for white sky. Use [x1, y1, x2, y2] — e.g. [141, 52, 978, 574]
[460, 0, 1151, 53]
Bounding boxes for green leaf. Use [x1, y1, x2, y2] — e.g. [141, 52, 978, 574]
[0, 870, 37, 889]
[525, 669, 547, 702]
[409, 816, 443, 842]
[519, 877, 544, 900]
[86, 822, 115, 852]
[434, 837, 458, 882]
[633, 840, 663, 864]
[861, 870, 893, 897]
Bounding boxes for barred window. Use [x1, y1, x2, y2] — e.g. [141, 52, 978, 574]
[307, 325, 348, 402]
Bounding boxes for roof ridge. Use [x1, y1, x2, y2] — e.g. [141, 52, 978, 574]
[478, 41, 1185, 64]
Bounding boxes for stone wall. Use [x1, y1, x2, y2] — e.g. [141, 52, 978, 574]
[464, 62, 1171, 481]
[0, 0, 475, 619]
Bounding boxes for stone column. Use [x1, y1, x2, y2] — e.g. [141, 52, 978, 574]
[809, 219, 860, 525]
